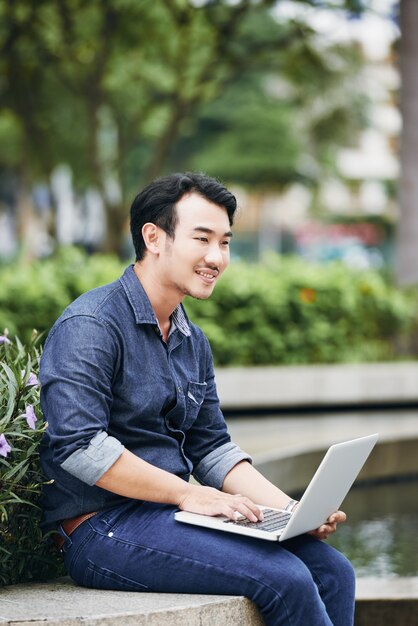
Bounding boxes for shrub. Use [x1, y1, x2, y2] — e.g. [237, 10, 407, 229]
[0, 247, 124, 341]
[0, 248, 416, 365]
[0, 332, 64, 587]
[185, 256, 417, 365]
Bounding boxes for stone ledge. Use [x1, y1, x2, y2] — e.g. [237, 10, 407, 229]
[0, 578, 263, 626]
[216, 362, 418, 410]
[1, 577, 418, 626]
[355, 577, 418, 626]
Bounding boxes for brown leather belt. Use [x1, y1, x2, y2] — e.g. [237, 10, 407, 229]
[54, 511, 97, 551]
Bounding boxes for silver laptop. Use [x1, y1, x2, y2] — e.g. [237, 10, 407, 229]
[175, 433, 379, 542]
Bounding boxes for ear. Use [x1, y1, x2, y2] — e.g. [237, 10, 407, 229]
[142, 223, 161, 255]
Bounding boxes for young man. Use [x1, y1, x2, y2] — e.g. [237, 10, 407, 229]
[40, 173, 355, 626]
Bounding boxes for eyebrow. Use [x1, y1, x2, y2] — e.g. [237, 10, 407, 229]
[192, 227, 233, 238]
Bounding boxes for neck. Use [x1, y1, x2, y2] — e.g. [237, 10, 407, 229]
[133, 261, 181, 334]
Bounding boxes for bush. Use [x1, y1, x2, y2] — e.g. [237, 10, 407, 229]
[185, 256, 417, 365]
[0, 332, 64, 587]
[0, 248, 416, 365]
[0, 247, 125, 341]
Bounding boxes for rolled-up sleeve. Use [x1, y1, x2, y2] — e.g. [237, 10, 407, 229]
[61, 430, 124, 486]
[193, 441, 252, 490]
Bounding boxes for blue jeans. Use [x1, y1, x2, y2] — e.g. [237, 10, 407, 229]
[61, 500, 355, 626]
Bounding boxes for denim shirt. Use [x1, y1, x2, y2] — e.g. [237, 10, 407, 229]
[39, 265, 251, 530]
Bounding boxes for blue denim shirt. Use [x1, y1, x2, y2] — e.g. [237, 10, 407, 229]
[39, 265, 251, 530]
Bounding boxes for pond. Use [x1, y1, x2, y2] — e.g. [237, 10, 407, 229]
[326, 478, 418, 577]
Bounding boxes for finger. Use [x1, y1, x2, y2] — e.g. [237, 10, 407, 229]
[309, 524, 330, 540]
[308, 528, 327, 540]
[235, 502, 263, 522]
[329, 511, 346, 524]
[225, 498, 263, 522]
[321, 522, 338, 537]
[230, 496, 263, 521]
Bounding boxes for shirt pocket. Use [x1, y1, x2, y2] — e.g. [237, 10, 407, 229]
[184, 381, 207, 430]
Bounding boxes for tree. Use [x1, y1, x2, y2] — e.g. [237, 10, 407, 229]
[169, 42, 366, 190]
[395, 0, 418, 285]
[0, 0, 368, 254]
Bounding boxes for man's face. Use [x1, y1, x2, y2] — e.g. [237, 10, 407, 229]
[158, 192, 232, 300]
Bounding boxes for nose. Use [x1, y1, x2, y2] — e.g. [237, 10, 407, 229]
[204, 242, 228, 269]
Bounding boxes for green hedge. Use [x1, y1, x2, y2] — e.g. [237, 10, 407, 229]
[0, 247, 124, 341]
[185, 256, 417, 365]
[0, 248, 416, 365]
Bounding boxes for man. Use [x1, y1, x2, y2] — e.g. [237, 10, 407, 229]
[40, 172, 355, 626]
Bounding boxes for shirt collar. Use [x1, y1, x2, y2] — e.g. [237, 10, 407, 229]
[170, 304, 191, 337]
[120, 265, 191, 337]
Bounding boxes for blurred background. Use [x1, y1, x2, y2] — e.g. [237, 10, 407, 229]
[1, 0, 418, 585]
[0, 0, 411, 269]
[2, 0, 418, 364]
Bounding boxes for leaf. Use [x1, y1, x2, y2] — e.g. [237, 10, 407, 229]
[15, 335, 25, 359]
[0, 544, 12, 557]
[0, 492, 35, 508]
[0, 362, 19, 388]
[0, 378, 18, 425]
[2, 457, 30, 481]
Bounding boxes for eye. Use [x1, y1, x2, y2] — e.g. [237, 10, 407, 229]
[195, 237, 208, 243]
[221, 240, 231, 246]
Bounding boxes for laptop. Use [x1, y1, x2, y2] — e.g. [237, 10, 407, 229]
[175, 433, 379, 542]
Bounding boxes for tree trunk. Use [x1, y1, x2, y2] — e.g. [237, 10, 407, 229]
[145, 101, 191, 182]
[395, 0, 418, 285]
[104, 202, 130, 256]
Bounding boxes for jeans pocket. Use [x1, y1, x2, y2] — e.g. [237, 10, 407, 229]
[96, 500, 142, 534]
[83, 560, 152, 591]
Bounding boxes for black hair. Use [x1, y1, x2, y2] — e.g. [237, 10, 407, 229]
[130, 172, 237, 261]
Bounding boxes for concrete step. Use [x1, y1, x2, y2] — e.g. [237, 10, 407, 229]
[1, 577, 418, 626]
[216, 362, 418, 410]
[0, 578, 263, 626]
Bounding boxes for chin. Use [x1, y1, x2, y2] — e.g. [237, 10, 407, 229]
[188, 291, 213, 301]
[184, 286, 215, 300]
[180, 276, 218, 300]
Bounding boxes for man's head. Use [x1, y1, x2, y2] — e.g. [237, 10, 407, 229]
[130, 172, 237, 262]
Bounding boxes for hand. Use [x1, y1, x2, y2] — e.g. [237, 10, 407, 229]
[178, 484, 263, 522]
[309, 510, 347, 540]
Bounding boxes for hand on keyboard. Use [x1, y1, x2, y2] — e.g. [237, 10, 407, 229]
[225, 508, 291, 532]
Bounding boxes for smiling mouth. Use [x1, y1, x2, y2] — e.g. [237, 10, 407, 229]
[195, 268, 219, 282]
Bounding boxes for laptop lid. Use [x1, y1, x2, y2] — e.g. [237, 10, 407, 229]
[279, 432, 379, 540]
[175, 433, 379, 542]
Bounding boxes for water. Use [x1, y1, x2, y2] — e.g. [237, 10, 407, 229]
[326, 478, 418, 577]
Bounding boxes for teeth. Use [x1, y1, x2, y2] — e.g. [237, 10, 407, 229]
[197, 271, 216, 279]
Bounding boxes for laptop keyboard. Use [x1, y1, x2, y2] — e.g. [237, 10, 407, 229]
[224, 508, 292, 532]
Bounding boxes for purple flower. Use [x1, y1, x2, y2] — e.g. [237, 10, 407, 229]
[0, 434, 12, 458]
[21, 370, 39, 387]
[24, 404, 37, 430]
[0, 335, 11, 345]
